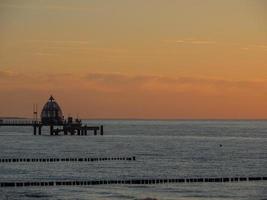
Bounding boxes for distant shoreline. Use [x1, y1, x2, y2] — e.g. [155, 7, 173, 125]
[81, 118, 267, 121]
[0, 117, 29, 120]
[1, 117, 267, 121]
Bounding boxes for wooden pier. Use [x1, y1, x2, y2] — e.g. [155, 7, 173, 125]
[0, 96, 104, 136]
[0, 120, 104, 136]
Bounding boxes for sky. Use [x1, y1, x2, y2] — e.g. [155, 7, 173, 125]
[0, 0, 267, 119]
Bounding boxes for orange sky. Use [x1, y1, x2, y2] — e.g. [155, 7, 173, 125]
[0, 0, 267, 119]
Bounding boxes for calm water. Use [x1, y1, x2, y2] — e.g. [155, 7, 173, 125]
[0, 120, 267, 200]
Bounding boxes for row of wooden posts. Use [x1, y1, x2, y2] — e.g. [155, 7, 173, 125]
[1, 176, 266, 187]
[0, 156, 136, 163]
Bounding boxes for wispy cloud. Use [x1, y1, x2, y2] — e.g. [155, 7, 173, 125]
[167, 39, 267, 52]
[24, 40, 127, 56]
[0, 3, 94, 11]
[85, 72, 267, 90]
[86, 72, 153, 84]
[254, 45, 267, 50]
[25, 40, 92, 45]
[190, 40, 217, 44]
[240, 44, 267, 51]
[2, 70, 267, 93]
[166, 39, 217, 45]
[0, 70, 19, 79]
[34, 52, 58, 56]
[241, 47, 249, 51]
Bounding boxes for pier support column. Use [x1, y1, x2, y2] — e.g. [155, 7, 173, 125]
[77, 129, 81, 135]
[70, 129, 74, 135]
[50, 125, 54, 136]
[55, 129, 59, 135]
[64, 127, 68, 135]
[33, 125, 37, 135]
[84, 127, 87, 135]
[94, 129, 97, 135]
[38, 126, 42, 135]
[100, 125, 104, 136]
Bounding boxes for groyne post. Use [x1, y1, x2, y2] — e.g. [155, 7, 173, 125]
[63, 127, 67, 135]
[38, 125, 42, 135]
[100, 125, 104, 135]
[84, 126, 87, 135]
[33, 125, 37, 135]
[50, 125, 54, 136]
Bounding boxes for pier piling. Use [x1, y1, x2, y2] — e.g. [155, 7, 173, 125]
[50, 125, 54, 135]
[33, 125, 37, 135]
[100, 125, 104, 135]
[38, 126, 42, 135]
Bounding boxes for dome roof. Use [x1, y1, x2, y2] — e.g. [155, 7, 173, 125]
[41, 96, 63, 125]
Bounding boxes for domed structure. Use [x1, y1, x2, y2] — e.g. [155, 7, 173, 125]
[41, 96, 64, 125]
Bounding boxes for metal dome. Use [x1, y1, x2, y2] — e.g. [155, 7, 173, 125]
[41, 96, 63, 125]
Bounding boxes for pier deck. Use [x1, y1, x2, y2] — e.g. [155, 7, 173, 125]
[0, 120, 104, 136]
[0, 120, 37, 126]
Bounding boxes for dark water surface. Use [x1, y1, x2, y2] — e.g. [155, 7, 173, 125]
[0, 120, 267, 200]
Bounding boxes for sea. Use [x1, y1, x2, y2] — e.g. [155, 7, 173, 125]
[0, 120, 266, 200]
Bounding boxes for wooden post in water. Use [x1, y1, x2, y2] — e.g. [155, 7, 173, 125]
[55, 128, 59, 135]
[38, 125, 42, 135]
[94, 129, 97, 135]
[63, 127, 68, 135]
[33, 125, 37, 135]
[84, 126, 87, 135]
[70, 129, 74, 135]
[50, 125, 54, 136]
[100, 125, 104, 135]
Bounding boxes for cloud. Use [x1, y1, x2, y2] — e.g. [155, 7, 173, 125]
[190, 40, 217, 44]
[254, 45, 267, 50]
[0, 70, 20, 79]
[240, 44, 267, 51]
[24, 40, 127, 56]
[25, 40, 92, 45]
[0, 3, 94, 11]
[172, 39, 217, 45]
[85, 72, 267, 90]
[175, 40, 185, 43]
[2, 71, 267, 119]
[167, 39, 267, 52]
[0, 70, 74, 87]
[2, 70, 267, 95]
[34, 52, 58, 56]
[86, 72, 154, 84]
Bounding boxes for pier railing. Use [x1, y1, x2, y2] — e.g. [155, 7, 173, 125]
[0, 120, 39, 126]
[0, 120, 104, 136]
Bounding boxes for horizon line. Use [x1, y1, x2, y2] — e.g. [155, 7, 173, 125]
[1, 116, 267, 121]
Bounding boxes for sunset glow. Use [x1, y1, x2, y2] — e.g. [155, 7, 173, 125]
[0, 0, 267, 119]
